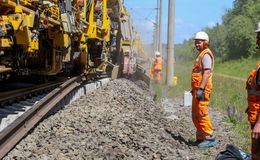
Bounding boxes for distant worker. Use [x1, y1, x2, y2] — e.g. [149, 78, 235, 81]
[191, 31, 216, 148]
[246, 22, 260, 160]
[150, 51, 163, 82]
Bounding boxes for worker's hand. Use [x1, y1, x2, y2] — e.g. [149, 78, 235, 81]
[252, 123, 260, 139]
[196, 88, 204, 101]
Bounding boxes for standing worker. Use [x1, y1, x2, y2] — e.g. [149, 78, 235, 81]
[246, 22, 260, 160]
[150, 51, 163, 82]
[191, 31, 216, 148]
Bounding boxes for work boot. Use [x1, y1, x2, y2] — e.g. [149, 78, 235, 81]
[198, 136, 216, 148]
[193, 139, 203, 146]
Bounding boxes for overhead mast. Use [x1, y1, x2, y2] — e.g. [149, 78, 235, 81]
[166, 0, 175, 86]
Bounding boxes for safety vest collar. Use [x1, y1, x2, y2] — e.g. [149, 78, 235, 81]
[192, 113, 208, 117]
[193, 48, 214, 72]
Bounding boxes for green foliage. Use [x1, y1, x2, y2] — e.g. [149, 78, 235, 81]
[176, 0, 260, 61]
[175, 39, 195, 62]
[223, 115, 239, 125]
[210, 73, 247, 114]
[225, 15, 255, 59]
[231, 117, 251, 151]
[214, 56, 259, 78]
[206, 24, 228, 60]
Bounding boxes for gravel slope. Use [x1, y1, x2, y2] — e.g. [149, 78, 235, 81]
[4, 79, 235, 160]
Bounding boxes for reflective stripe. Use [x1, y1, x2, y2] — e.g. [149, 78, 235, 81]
[192, 113, 208, 117]
[193, 70, 212, 73]
[248, 89, 260, 95]
[192, 70, 203, 73]
[200, 98, 209, 102]
[196, 131, 213, 135]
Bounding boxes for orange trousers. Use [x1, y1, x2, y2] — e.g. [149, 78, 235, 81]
[192, 88, 214, 140]
[150, 69, 161, 81]
[251, 123, 260, 160]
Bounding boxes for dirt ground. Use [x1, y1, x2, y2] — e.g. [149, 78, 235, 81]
[4, 79, 235, 160]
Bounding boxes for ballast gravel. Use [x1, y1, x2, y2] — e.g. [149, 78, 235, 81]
[4, 79, 236, 160]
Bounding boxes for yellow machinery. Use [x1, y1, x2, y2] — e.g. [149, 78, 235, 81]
[108, 0, 145, 76]
[0, 0, 148, 80]
[0, 0, 110, 78]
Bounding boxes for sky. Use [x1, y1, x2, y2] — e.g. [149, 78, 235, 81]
[124, 0, 235, 44]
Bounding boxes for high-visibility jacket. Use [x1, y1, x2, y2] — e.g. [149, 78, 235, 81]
[153, 56, 162, 71]
[246, 62, 260, 160]
[191, 48, 215, 140]
[191, 48, 214, 90]
[246, 62, 260, 123]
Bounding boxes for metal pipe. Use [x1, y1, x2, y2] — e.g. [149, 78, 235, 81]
[158, 0, 163, 53]
[153, 23, 157, 53]
[166, 0, 175, 86]
[154, 0, 159, 52]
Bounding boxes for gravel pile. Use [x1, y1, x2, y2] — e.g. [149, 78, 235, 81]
[4, 79, 235, 160]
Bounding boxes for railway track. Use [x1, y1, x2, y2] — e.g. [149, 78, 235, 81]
[0, 79, 68, 106]
[0, 76, 110, 159]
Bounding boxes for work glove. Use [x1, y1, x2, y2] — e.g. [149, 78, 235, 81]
[196, 88, 204, 101]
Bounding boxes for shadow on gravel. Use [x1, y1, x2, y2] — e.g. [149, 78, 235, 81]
[165, 129, 194, 146]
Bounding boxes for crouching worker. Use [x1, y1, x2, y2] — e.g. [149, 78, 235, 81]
[191, 31, 216, 148]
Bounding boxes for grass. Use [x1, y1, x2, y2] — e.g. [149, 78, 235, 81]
[214, 57, 259, 79]
[151, 58, 255, 152]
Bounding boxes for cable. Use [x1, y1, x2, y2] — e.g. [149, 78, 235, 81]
[129, 9, 157, 25]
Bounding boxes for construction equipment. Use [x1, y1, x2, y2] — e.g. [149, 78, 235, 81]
[0, 0, 148, 81]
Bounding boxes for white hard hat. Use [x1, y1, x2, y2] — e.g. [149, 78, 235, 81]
[194, 31, 209, 41]
[155, 51, 160, 56]
[255, 22, 260, 33]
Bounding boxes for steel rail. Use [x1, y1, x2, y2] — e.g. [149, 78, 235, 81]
[0, 79, 67, 104]
[0, 76, 83, 159]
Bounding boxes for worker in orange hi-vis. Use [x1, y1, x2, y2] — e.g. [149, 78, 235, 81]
[246, 22, 260, 160]
[150, 51, 163, 82]
[191, 31, 216, 148]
